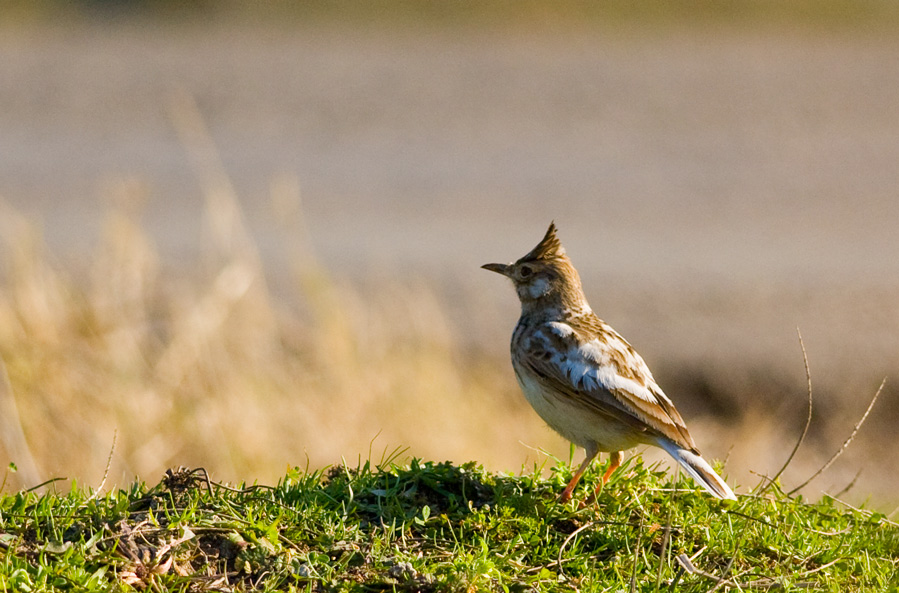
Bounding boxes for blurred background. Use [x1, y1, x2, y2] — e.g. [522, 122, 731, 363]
[1, 1, 898, 507]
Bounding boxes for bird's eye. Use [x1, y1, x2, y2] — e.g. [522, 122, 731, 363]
[519, 265, 533, 278]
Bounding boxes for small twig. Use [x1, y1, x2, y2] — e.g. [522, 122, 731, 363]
[675, 554, 738, 588]
[721, 443, 734, 469]
[807, 526, 852, 536]
[708, 555, 738, 592]
[26, 477, 67, 492]
[741, 578, 819, 589]
[655, 465, 678, 588]
[707, 332, 814, 591]
[888, 503, 899, 521]
[788, 378, 885, 496]
[628, 513, 645, 593]
[94, 524, 235, 548]
[792, 556, 844, 578]
[724, 509, 775, 527]
[556, 521, 594, 580]
[762, 329, 813, 495]
[831, 467, 864, 499]
[191, 467, 215, 496]
[676, 554, 822, 590]
[153, 526, 196, 561]
[826, 495, 899, 529]
[688, 546, 707, 563]
[87, 430, 117, 503]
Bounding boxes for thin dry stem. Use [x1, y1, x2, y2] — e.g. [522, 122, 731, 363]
[628, 513, 644, 593]
[676, 554, 738, 589]
[709, 330, 814, 591]
[555, 521, 594, 581]
[678, 554, 821, 590]
[826, 495, 899, 529]
[86, 430, 118, 503]
[832, 468, 864, 499]
[788, 378, 885, 496]
[656, 465, 678, 588]
[761, 328, 813, 495]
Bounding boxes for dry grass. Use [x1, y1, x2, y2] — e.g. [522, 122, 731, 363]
[0, 95, 553, 493]
[2, 186, 892, 505]
[1, 179, 895, 504]
[0, 182, 559, 491]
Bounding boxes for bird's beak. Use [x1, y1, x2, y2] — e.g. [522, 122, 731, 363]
[481, 262, 512, 277]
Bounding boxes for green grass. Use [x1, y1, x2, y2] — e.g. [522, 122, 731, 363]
[2, 456, 897, 592]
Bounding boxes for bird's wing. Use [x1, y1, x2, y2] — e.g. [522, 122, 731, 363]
[519, 319, 696, 450]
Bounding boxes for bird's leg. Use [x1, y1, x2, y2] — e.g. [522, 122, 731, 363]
[601, 450, 623, 484]
[583, 451, 623, 507]
[559, 446, 598, 503]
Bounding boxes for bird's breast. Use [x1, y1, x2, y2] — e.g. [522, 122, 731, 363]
[512, 359, 644, 453]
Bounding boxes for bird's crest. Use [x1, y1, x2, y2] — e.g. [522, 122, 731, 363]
[521, 222, 565, 262]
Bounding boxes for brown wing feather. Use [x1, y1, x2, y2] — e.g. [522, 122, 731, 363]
[520, 314, 697, 451]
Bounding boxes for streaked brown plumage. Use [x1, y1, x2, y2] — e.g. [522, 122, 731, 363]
[483, 222, 735, 502]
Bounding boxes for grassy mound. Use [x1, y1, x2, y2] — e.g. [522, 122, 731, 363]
[2, 458, 897, 591]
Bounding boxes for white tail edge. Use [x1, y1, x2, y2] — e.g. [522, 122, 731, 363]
[658, 440, 737, 500]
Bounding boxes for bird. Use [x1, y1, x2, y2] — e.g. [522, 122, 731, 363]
[482, 222, 736, 502]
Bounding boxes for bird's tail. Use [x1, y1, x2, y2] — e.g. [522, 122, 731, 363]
[658, 440, 737, 500]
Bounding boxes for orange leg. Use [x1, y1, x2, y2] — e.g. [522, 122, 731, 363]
[583, 451, 623, 507]
[601, 450, 623, 484]
[559, 447, 598, 503]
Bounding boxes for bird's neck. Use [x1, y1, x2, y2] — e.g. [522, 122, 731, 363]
[520, 278, 591, 320]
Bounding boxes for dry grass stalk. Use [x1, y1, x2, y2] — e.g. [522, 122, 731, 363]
[0, 186, 524, 490]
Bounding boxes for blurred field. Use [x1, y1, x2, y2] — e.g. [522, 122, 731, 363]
[1, 9, 899, 506]
[0, 175, 538, 493]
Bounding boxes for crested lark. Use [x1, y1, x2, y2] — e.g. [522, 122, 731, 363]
[483, 222, 736, 502]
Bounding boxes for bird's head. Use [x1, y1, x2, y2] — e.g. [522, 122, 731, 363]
[482, 222, 587, 309]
